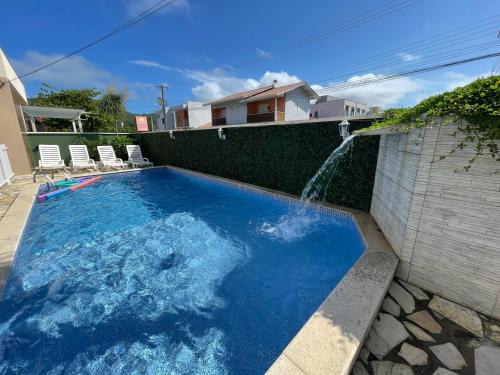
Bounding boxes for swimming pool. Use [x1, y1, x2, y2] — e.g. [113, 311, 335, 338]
[0, 168, 365, 374]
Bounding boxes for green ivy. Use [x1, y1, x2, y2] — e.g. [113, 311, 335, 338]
[357, 76, 500, 170]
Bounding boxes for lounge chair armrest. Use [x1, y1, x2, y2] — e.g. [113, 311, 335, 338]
[143, 158, 149, 162]
[116, 158, 124, 163]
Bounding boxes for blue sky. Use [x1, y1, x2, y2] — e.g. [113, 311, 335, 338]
[1, 0, 499, 113]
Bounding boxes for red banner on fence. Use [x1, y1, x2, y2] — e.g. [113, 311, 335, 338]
[135, 116, 149, 132]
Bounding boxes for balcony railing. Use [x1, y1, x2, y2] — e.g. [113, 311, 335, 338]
[212, 117, 227, 126]
[247, 111, 285, 123]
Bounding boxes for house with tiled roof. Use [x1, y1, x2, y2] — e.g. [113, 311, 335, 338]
[205, 80, 319, 126]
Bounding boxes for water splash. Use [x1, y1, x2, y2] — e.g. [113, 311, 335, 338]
[261, 134, 356, 242]
[300, 134, 356, 204]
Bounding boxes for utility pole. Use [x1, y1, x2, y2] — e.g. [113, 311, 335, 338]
[156, 84, 168, 131]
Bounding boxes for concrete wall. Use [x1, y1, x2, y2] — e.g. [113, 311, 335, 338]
[371, 121, 500, 318]
[225, 102, 247, 125]
[0, 84, 31, 174]
[284, 88, 310, 121]
[0, 49, 31, 174]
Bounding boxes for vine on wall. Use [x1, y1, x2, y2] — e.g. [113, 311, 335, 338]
[357, 76, 500, 170]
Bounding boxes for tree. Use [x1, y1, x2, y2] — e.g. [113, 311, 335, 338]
[98, 86, 127, 135]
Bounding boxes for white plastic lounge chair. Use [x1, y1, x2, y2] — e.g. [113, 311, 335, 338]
[33, 144, 66, 182]
[69, 145, 97, 172]
[97, 146, 126, 170]
[126, 145, 153, 168]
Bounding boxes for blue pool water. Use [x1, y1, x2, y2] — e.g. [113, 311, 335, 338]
[0, 168, 365, 374]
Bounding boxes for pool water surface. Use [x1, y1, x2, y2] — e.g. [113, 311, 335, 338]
[0, 168, 365, 374]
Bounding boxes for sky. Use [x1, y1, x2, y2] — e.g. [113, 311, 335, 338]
[1, 0, 499, 113]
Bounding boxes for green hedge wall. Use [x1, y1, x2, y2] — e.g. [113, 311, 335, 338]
[137, 121, 380, 211]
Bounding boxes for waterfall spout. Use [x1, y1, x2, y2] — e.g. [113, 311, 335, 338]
[300, 134, 356, 204]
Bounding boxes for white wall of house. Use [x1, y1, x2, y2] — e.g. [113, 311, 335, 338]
[370, 121, 500, 318]
[225, 102, 247, 125]
[186, 102, 211, 128]
[284, 88, 310, 121]
[155, 109, 175, 131]
[310, 98, 370, 118]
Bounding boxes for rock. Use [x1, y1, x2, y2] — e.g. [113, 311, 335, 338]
[407, 310, 442, 334]
[403, 321, 435, 342]
[391, 363, 414, 375]
[371, 361, 414, 375]
[432, 311, 445, 320]
[432, 368, 457, 375]
[371, 361, 393, 375]
[359, 347, 370, 365]
[398, 280, 429, 300]
[352, 361, 369, 375]
[474, 344, 500, 375]
[485, 322, 500, 344]
[429, 343, 467, 370]
[388, 282, 415, 314]
[428, 295, 483, 337]
[398, 342, 428, 366]
[365, 313, 410, 359]
[382, 297, 401, 317]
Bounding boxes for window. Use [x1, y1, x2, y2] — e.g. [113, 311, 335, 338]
[258, 103, 268, 113]
[314, 110, 319, 118]
[294, 102, 299, 114]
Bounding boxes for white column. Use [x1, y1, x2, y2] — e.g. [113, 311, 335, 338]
[29, 118, 37, 133]
[274, 97, 278, 122]
[72, 120, 77, 133]
[77, 119, 83, 133]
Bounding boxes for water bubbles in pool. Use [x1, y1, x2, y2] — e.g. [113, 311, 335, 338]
[259, 209, 320, 242]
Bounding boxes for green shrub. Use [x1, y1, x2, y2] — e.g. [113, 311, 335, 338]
[82, 135, 134, 160]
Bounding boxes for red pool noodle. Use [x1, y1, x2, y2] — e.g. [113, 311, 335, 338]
[69, 176, 101, 191]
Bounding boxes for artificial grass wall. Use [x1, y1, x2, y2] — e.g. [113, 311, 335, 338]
[137, 121, 380, 211]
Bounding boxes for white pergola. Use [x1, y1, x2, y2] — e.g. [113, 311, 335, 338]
[21, 106, 87, 133]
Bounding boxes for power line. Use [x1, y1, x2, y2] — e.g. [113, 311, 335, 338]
[311, 40, 500, 85]
[314, 51, 500, 94]
[304, 17, 500, 83]
[10, 0, 180, 82]
[231, 0, 424, 68]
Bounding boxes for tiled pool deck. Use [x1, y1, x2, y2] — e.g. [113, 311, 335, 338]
[0, 166, 399, 375]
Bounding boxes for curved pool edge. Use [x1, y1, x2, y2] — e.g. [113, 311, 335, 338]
[163, 166, 399, 375]
[0, 167, 398, 374]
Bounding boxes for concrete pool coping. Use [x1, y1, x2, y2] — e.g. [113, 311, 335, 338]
[0, 166, 398, 374]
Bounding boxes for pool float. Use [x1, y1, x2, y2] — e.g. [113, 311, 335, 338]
[37, 176, 101, 202]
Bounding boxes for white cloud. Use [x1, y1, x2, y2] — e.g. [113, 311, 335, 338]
[256, 48, 273, 59]
[11, 51, 116, 88]
[124, 0, 190, 17]
[185, 69, 301, 102]
[398, 52, 421, 62]
[128, 59, 173, 71]
[312, 73, 425, 107]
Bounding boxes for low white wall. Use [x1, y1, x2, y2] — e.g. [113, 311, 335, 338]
[371, 121, 500, 318]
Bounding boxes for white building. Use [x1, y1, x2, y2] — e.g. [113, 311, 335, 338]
[155, 101, 211, 130]
[206, 81, 319, 126]
[310, 95, 370, 118]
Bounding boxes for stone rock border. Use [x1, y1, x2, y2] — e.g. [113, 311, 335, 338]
[352, 279, 500, 375]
